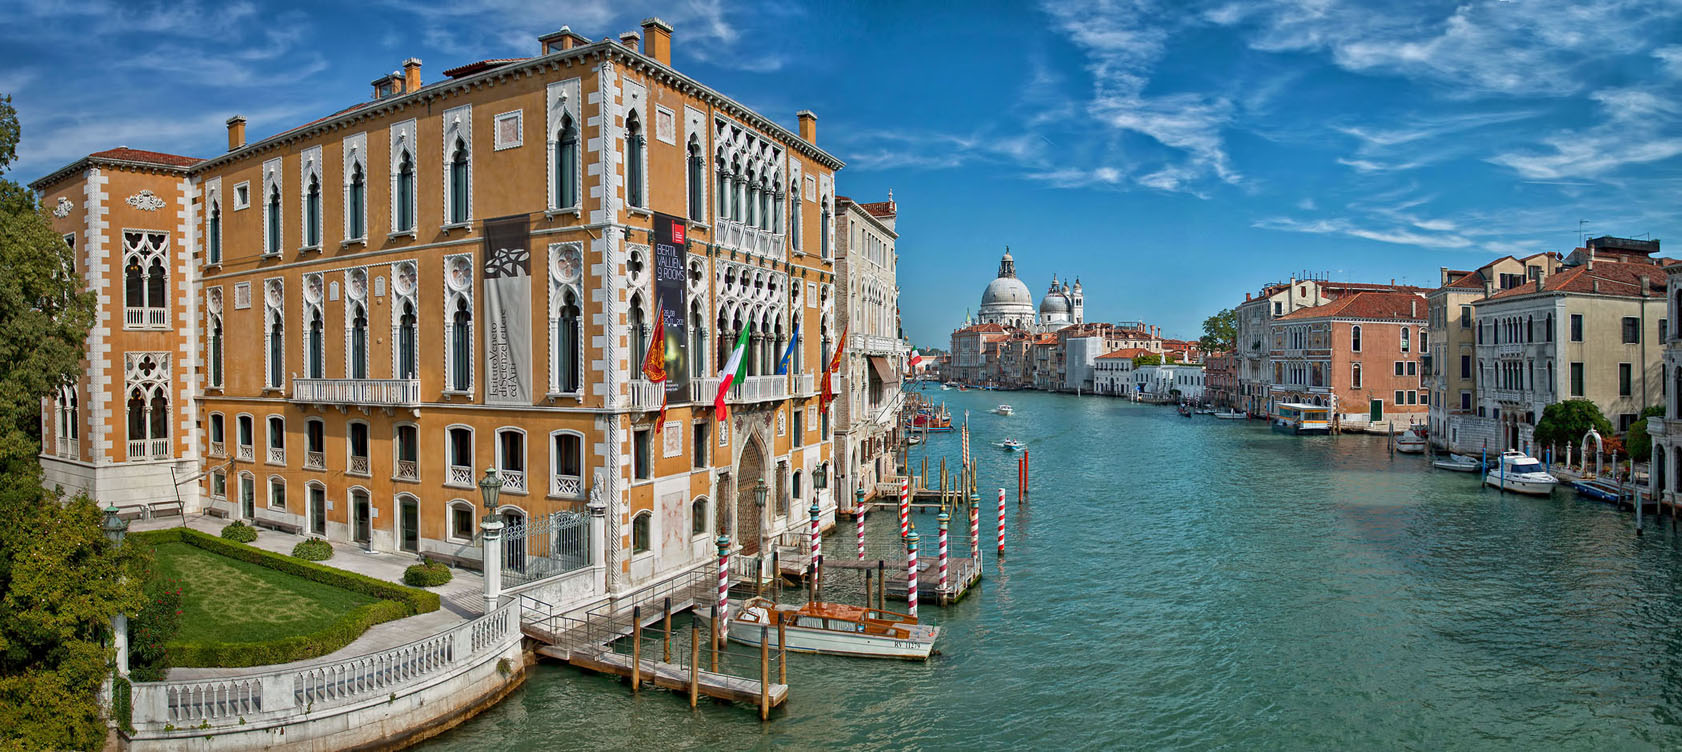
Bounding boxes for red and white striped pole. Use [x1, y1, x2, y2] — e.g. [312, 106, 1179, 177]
[905, 531, 920, 619]
[937, 512, 950, 599]
[856, 492, 867, 561]
[899, 475, 910, 538]
[996, 487, 1006, 556]
[716, 534, 731, 634]
[808, 501, 822, 590]
[969, 490, 980, 562]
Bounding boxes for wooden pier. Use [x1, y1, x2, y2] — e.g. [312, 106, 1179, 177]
[826, 556, 982, 604]
[537, 647, 788, 708]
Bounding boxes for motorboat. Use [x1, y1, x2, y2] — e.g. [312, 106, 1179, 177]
[1214, 410, 1247, 420]
[1194, 408, 1218, 415]
[907, 435, 923, 446]
[718, 597, 940, 661]
[1273, 403, 1330, 435]
[1483, 451, 1558, 496]
[998, 439, 1025, 451]
[1395, 427, 1427, 454]
[1431, 454, 1483, 472]
[993, 404, 1014, 416]
[1177, 404, 1192, 418]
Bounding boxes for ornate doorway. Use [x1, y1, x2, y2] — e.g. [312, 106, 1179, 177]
[737, 437, 765, 555]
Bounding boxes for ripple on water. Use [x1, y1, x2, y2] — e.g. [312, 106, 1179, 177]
[422, 390, 1682, 751]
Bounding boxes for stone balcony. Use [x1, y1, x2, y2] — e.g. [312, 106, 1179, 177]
[850, 333, 907, 355]
[695, 374, 789, 405]
[292, 378, 420, 408]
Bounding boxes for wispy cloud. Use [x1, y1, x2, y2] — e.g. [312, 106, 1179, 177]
[1253, 215, 1476, 249]
[1487, 87, 1682, 180]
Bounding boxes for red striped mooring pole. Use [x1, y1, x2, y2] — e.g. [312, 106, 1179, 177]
[996, 487, 1007, 556]
[716, 534, 731, 634]
[937, 512, 950, 599]
[899, 476, 911, 538]
[808, 501, 822, 594]
[905, 531, 920, 619]
[856, 499, 867, 561]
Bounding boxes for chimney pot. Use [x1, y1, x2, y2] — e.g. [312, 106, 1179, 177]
[225, 115, 246, 152]
[797, 110, 817, 144]
[619, 30, 642, 50]
[402, 58, 422, 94]
[640, 17, 673, 66]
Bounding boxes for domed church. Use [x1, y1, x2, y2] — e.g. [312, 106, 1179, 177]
[976, 247, 1083, 333]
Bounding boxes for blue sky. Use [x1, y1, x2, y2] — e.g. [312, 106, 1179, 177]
[4, 0, 1681, 347]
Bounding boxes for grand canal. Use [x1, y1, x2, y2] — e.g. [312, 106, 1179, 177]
[425, 388, 1682, 750]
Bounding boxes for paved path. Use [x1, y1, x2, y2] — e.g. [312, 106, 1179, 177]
[130, 515, 488, 680]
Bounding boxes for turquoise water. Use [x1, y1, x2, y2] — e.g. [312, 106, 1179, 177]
[423, 389, 1682, 751]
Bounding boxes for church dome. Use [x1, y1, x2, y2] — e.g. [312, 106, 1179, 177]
[1039, 292, 1070, 316]
[982, 276, 1033, 308]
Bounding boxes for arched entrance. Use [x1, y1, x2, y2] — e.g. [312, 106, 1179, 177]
[737, 437, 765, 555]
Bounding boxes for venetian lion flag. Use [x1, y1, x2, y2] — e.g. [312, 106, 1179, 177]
[820, 324, 848, 412]
[714, 325, 751, 420]
[641, 296, 669, 431]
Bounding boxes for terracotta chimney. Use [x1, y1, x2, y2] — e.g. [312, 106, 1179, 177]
[619, 30, 642, 50]
[226, 115, 246, 151]
[402, 58, 422, 94]
[641, 17, 672, 66]
[797, 110, 817, 143]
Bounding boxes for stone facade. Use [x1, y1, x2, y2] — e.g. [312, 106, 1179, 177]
[834, 196, 903, 505]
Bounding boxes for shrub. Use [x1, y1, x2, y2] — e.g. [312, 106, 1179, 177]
[291, 537, 333, 561]
[128, 577, 184, 682]
[403, 559, 453, 587]
[220, 520, 256, 542]
[112, 676, 133, 735]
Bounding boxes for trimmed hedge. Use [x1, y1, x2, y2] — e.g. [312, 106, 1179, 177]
[291, 537, 333, 561]
[403, 560, 453, 587]
[220, 520, 257, 542]
[132, 528, 440, 668]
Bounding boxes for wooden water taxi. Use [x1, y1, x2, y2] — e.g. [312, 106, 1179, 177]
[1272, 403, 1331, 435]
[720, 597, 940, 660]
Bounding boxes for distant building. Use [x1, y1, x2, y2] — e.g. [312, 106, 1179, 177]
[1268, 290, 1429, 426]
[1205, 353, 1237, 408]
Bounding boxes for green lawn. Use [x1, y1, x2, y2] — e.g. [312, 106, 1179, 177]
[150, 542, 379, 644]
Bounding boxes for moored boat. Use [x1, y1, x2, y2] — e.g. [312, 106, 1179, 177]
[1214, 410, 1247, 420]
[1570, 478, 1624, 504]
[1483, 450, 1558, 495]
[1395, 427, 1427, 454]
[1272, 403, 1330, 435]
[719, 597, 940, 660]
[1431, 454, 1482, 472]
[1177, 404, 1192, 418]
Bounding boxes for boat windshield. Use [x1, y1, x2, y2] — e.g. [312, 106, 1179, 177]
[1509, 461, 1543, 474]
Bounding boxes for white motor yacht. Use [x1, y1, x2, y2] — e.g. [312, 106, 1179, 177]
[1483, 450, 1559, 495]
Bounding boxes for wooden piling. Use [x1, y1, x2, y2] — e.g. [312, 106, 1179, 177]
[688, 619, 700, 709]
[759, 625, 771, 721]
[864, 568, 872, 606]
[772, 551, 781, 600]
[876, 560, 886, 611]
[662, 597, 672, 664]
[777, 619, 788, 686]
[710, 604, 720, 672]
[756, 555, 764, 597]
[631, 605, 642, 693]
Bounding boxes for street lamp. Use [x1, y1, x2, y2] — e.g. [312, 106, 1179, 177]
[478, 468, 502, 515]
[101, 505, 128, 545]
[754, 478, 768, 509]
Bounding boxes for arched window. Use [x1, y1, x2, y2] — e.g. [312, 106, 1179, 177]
[307, 309, 324, 378]
[687, 138, 704, 221]
[266, 184, 282, 252]
[209, 314, 224, 387]
[350, 303, 368, 379]
[396, 150, 415, 232]
[819, 197, 831, 258]
[395, 424, 418, 480]
[759, 177, 772, 230]
[398, 301, 417, 379]
[125, 259, 143, 310]
[716, 158, 731, 222]
[1351, 325, 1362, 352]
[496, 428, 526, 493]
[690, 300, 706, 379]
[746, 169, 760, 228]
[557, 291, 581, 392]
[789, 186, 801, 249]
[146, 257, 166, 309]
[629, 296, 647, 373]
[268, 311, 284, 388]
[1400, 327, 1411, 352]
[447, 426, 474, 485]
[348, 421, 370, 475]
[347, 163, 366, 239]
[448, 137, 469, 224]
[555, 115, 579, 208]
[449, 500, 476, 541]
[305, 174, 321, 246]
[208, 202, 221, 263]
[451, 297, 471, 391]
[632, 511, 651, 553]
[267, 416, 285, 465]
[691, 497, 707, 536]
[551, 431, 583, 497]
[625, 112, 646, 208]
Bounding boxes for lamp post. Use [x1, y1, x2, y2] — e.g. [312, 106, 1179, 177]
[102, 506, 130, 677]
[753, 478, 768, 583]
[478, 469, 504, 616]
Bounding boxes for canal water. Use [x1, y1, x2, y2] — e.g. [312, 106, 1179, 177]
[423, 388, 1682, 751]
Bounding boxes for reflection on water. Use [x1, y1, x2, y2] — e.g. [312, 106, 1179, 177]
[424, 389, 1682, 751]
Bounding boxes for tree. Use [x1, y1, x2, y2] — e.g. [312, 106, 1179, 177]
[1624, 405, 1665, 463]
[1532, 399, 1614, 453]
[1199, 308, 1236, 353]
[1133, 353, 1163, 366]
[0, 93, 138, 751]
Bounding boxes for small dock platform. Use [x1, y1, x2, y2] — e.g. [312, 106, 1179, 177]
[825, 555, 982, 604]
[536, 647, 788, 708]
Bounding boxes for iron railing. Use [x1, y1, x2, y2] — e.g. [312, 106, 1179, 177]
[501, 510, 590, 588]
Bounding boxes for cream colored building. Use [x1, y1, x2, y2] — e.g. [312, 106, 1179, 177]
[834, 196, 902, 506]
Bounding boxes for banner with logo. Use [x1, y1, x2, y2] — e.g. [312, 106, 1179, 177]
[652, 212, 689, 396]
[483, 214, 533, 404]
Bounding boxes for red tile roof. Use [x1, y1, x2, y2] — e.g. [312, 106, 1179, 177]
[442, 59, 528, 78]
[858, 200, 895, 217]
[88, 147, 200, 167]
[1481, 260, 1670, 301]
[1097, 348, 1153, 360]
[1276, 290, 1427, 321]
[952, 323, 1007, 335]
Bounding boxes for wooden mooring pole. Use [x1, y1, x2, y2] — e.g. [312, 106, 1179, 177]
[777, 619, 788, 686]
[662, 597, 672, 663]
[864, 568, 872, 607]
[709, 604, 719, 672]
[759, 625, 771, 721]
[876, 560, 886, 611]
[689, 618, 700, 709]
[631, 605, 642, 693]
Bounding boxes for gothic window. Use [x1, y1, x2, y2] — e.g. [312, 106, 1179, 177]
[397, 301, 417, 378]
[305, 174, 322, 247]
[716, 156, 731, 222]
[555, 115, 579, 209]
[554, 290, 581, 392]
[451, 297, 472, 391]
[266, 184, 281, 253]
[690, 300, 706, 378]
[209, 313, 223, 387]
[746, 169, 760, 228]
[396, 150, 415, 232]
[268, 311, 284, 388]
[820, 197, 831, 259]
[347, 163, 366, 239]
[625, 111, 646, 208]
[629, 295, 648, 373]
[208, 202, 221, 263]
[687, 137, 704, 222]
[307, 309, 324, 378]
[448, 137, 469, 224]
[790, 186, 801, 249]
[350, 303, 368, 379]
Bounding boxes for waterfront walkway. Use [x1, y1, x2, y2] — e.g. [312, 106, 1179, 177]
[129, 514, 484, 680]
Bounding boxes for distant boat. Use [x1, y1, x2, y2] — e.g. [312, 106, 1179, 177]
[993, 404, 1014, 416]
[714, 597, 940, 661]
[1484, 451, 1559, 495]
[1431, 454, 1482, 472]
[1395, 427, 1427, 454]
[907, 435, 923, 446]
[998, 439, 1026, 451]
[1213, 410, 1247, 420]
[1194, 408, 1217, 415]
[1177, 404, 1192, 418]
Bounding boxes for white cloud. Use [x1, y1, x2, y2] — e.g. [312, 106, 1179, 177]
[1655, 45, 1682, 77]
[1253, 215, 1475, 249]
[1487, 86, 1682, 180]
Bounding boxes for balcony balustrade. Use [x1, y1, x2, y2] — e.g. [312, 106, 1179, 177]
[348, 455, 369, 476]
[292, 378, 420, 407]
[448, 464, 473, 487]
[208, 440, 224, 457]
[552, 473, 583, 498]
[267, 447, 285, 465]
[236, 444, 254, 462]
[627, 380, 665, 412]
[396, 459, 418, 481]
[127, 438, 169, 461]
[304, 451, 325, 470]
[124, 306, 168, 329]
[500, 469, 526, 494]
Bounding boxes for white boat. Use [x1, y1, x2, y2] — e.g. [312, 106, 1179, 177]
[993, 404, 1014, 416]
[718, 597, 940, 660]
[1483, 451, 1559, 495]
[1273, 403, 1330, 435]
[1395, 427, 1427, 454]
[1431, 454, 1482, 472]
[1214, 410, 1247, 420]
[998, 439, 1025, 451]
[1194, 408, 1218, 415]
[907, 435, 923, 446]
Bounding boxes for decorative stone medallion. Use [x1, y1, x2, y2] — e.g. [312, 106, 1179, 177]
[126, 190, 166, 211]
[53, 197, 73, 218]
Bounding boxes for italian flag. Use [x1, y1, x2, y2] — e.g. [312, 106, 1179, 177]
[714, 325, 751, 420]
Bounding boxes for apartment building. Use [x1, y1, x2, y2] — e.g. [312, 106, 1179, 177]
[834, 195, 903, 503]
[1268, 291, 1429, 426]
